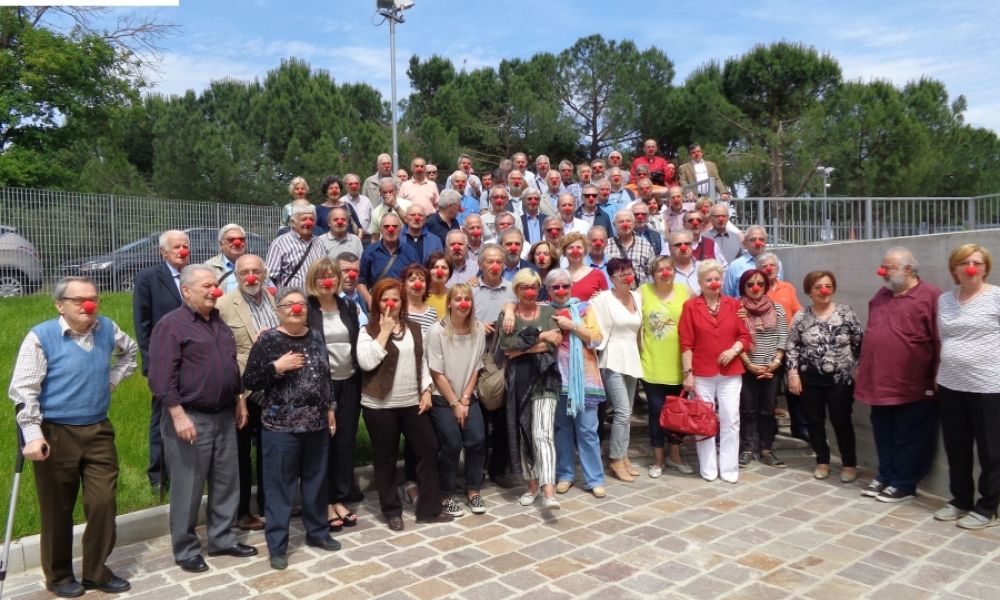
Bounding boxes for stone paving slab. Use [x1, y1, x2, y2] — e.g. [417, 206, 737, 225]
[4, 442, 1000, 599]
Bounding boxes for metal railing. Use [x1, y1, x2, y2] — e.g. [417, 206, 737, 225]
[732, 194, 1000, 246]
[0, 188, 282, 295]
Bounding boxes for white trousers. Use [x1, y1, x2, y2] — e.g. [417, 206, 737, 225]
[694, 375, 742, 482]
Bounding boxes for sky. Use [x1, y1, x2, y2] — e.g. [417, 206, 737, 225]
[109, 0, 1000, 134]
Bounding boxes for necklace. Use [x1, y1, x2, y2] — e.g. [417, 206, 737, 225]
[958, 285, 985, 304]
[390, 326, 405, 341]
[705, 297, 721, 317]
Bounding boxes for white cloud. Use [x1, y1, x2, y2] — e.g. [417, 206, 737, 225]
[147, 52, 264, 97]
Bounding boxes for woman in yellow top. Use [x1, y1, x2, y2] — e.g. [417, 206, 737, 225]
[639, 255, 694, 477]
[424, 252, 451, 317]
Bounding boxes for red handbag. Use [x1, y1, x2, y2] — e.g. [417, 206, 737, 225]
[659, 390, 719, 438]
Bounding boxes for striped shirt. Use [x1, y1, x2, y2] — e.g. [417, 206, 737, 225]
[605, 234, 655, 284]
[937, 286, 1000, 393]
[407, 306, 440, 336]
[744, 303, 788, 365]
[244, 291, 279, 332]
[9, 317, 138, 443]
[265, 231, 326, 290]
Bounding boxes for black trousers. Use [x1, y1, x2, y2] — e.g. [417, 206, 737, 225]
[740, 372, 779, 452]
[362, 405, 442, 519]
[485, 404, 511, 479]
[328, 376, 362, 504]
[939, 385, 1000, 517]
[237, 398, 264, 517]
[800, 383, 856, 466]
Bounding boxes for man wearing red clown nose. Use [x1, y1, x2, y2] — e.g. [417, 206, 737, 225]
[133, 229, 191, 491]
[605, 209, 654, 288]
[445, 230, 478, 286]
[723, 225, 780, 297]
[266, 202, 326, 291]
[207, 224, 250, 294]
[855, 247, 941, 503]
[359, 212, 420, 293]
[10, 276, 139, 597]
[217, 253, 277, 532]
[149, 264, 255, 573]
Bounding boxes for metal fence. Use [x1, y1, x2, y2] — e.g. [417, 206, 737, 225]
[0, 188, 281, 295]
[732, 194, 1000, 246]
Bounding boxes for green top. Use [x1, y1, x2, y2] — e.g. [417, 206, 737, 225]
[639, 282, 689, 385]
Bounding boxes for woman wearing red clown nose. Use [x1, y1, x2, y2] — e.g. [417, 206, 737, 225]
[589, 258, 645, 482]
[559, 233, 608, 301]
[425, 284, 488, 517]
[786, 270, 862, 483]
[936, 244, 1000, 529]
[423, 252, 451, 317]
[499, 269, 563, 510]
[736, 269, 788, 469]
[678, 259, 752, 484]
[402, 264, 438, 336]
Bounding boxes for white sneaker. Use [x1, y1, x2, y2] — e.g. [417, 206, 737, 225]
[518, 491, 538, 506]
[441, 497, 465, 517]
[934, 504, 969, 522]
[648, 465, 662, 478]
[542, 496, 561, 510]
[957, 512, 999, 530]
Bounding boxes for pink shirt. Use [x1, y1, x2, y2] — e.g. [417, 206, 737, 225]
[399, 179, 440, 215]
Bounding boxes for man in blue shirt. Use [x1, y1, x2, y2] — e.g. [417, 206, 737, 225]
[360, 213, 419, 294]
[401, 205, 444, 264]
[723, 225, 781, 297]
[336, 253, 369, 327]
[499, 228, 535, 281]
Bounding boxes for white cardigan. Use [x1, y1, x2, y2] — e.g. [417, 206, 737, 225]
[589, 289, 644, 379]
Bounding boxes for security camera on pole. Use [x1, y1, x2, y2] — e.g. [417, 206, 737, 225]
[375, 0, 416, 172]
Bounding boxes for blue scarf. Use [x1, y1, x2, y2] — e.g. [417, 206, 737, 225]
[556, 297, 586, 417]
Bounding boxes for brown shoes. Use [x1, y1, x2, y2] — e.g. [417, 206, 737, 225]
[609, 459, 635, 482]
[236, 515, 265, 531]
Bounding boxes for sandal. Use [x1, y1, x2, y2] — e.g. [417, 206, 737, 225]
[338, 510, 358, 527]
[328, 517, 344, 532]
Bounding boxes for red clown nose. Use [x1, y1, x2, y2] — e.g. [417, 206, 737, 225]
[494, 198, 506, 207]
[751, 285, 762, 293]
[81, 300, 97, 315]
[709, 281, 722, 290]
[623, 274, 635, 285]
[346, 269, 358, 280]
[819, 288, 833, 297]
[522, 289, 538, 300]
[434, 268, 446, 278]
[211, 288, 223, 298]
[245, 274, 258, 285]
[450, 243, 463, 252]
[488, 264, 502, 275]
[877, 267, 888, 277]
[291, 303, 303, 315]
[690, 219, 702, 226]
[561, 207, 574, 214]
[178, 248, 190, 258]
[592, 239, 605, 248]
[753, 241, 765, 249]
[763, 265, 774, 275]
[548, 228, 561, 236]
[568, 249, 583, 258]
[303, 218, 315, 227]
[660, 269, 673, 279]
[412, 280, 425, 291]
[231, 238, 244, 248]
[384, 299, 396, 310]
[457, 300, 471, 310]
[965, 264, 979, 276]
[555, 289, 569, 298]
[322, 278, 334, 289]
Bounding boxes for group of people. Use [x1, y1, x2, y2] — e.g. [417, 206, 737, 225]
[10, 144, 1000, 596]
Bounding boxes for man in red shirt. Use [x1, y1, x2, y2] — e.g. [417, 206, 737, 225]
[629, 139, 671, 183]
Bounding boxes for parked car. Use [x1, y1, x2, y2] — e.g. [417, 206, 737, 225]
[59, 227, 269, 291]
[0, 226, 44, 297]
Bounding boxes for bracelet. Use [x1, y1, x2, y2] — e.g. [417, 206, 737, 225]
[683, 369, 693, 375]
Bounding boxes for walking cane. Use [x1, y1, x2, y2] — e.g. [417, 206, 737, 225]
[0, 423, 31, 599]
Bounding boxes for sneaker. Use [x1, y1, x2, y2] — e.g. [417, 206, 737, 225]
[957, 512, 999, 530]
[397, 482, 417, 506]
[518, 491, 538, 506]
[468, 494, 486, 515]
[934, 504, 969, 522]
[590, 486, 607, 498]
[542, 496, 561, 510]
[738, 451, 753, 468]
[648, 465, 662, 478]
[876, 486, 915, 503]
[759, 451, 786, 468]
[555, 480, 573, 494]
[665, 457, 695, 475]
[861, 479, 885, 498]
[441, 497, 464, 518]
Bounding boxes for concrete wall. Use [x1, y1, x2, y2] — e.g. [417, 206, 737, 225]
[772, 229, 1000, 497]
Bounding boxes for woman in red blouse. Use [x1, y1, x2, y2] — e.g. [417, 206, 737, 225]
[561, 233, 608, 301]
[679, 260, 752, 483]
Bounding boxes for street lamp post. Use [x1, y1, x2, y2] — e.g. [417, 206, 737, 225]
[817, 166, 834, 241]
[375, 0, 415, 172]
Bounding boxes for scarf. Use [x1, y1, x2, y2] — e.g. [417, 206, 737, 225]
[740, 294, 777, 343]
[555, 297, 586, 417]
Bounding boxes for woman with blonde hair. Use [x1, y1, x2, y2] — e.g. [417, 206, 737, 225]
[560, 232, 608, 301]
[936, 244, 1000, 529]
[426, 284, 488, 515]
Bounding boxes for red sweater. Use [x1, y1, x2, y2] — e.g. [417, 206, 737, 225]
[679, 295, 752, 377]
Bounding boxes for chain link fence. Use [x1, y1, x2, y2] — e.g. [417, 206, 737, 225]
[0, 188, 282, 296]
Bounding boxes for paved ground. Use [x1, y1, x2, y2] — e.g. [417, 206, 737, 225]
[4, 431, 1000, 599]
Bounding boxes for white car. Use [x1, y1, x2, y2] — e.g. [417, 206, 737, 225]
[0, 226, 43, 297]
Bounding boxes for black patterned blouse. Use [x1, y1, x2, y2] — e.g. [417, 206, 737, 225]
[786, 304, 863, 387]
[243, 328, 332, 433]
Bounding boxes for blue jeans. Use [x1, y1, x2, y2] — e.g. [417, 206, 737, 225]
[601, 369, 636, 460]
[870, 400, 939, 493]
[554, 394, 604, 489]
[429, 395, 486, 495]
[262, 429, 330, 557]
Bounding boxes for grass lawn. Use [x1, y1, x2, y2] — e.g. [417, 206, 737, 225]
[0, 292, 373, 539]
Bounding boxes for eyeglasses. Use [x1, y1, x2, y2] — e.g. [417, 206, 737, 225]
[583, 193, 598, 197]
[671, 242, 691, 248]
[225, 236, 246, 243]
[745, 280, 765, 287]
[276, 302, 306, 310]
[549, 284, 571, 290]
[237, 269, 264, 276]
[61, 296, 99, 305]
